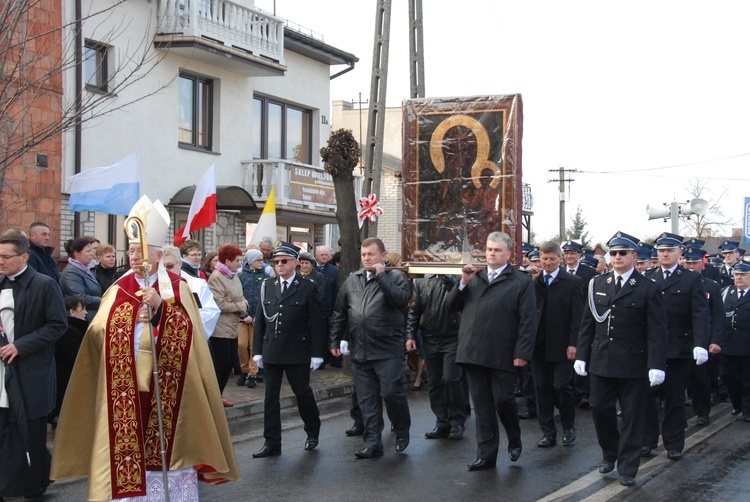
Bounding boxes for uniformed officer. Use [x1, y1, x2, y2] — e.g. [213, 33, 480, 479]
[718, 241, 743, 285]
[682, 246, 726, 426]
[252, 242, 327, 457]
[641, 233, 709, 460]
[635, 242, 654, 274]
[575, 231, 668, 487]
[720, 261, 750, 421]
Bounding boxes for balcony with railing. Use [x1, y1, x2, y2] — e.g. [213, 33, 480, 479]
[242, 159, 363, 214]
[154, 0, 286, 76]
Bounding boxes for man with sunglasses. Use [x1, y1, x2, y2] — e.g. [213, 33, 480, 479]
[575, 232, 667, 487]
[252, 242, 327, 458]
[641, 233, 709, 460]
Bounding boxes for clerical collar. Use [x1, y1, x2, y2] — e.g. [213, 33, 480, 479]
[135, 273, 158, 287]
[6, 265, 28, 281]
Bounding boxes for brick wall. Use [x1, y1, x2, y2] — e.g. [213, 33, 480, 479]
[378, 168, 403, 257]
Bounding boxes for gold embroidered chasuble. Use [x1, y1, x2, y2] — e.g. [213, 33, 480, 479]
[50, 272, 239, 500]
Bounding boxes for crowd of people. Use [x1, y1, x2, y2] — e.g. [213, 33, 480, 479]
[2, 201, 750, 498]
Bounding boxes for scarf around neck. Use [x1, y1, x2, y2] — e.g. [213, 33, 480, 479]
[215, 261, 237, 280]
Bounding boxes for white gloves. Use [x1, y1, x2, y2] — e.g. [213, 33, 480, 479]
[573, 360, 587, 376]
[253, 354, 263, 369]
[310, 357, 324, 371]
[693, 347, 709, 366]
[648, 369, 665, 387]
[340, 340, 350, 356]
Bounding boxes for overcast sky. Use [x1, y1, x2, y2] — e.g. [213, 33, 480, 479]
[256, 0, 750, 245]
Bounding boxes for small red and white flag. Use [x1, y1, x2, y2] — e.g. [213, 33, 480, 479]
[357, 193, 383, 228]
[174, 163, 217, 246]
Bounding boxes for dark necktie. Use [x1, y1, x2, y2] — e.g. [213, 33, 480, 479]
[282, 280, 288, 294]
[569, 269, 575, 274]
[615, 275, 622, 293]
[664, 269, 671, 281]
[544, 274, 552, 287]
[740, 290, 745, 300]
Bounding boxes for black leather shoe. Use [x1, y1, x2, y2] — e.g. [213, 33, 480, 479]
[345, 425, 364, 436]
[246, 376, 257, 388]
[304, 436, 319, 451]
[731, 408, 742, 415]
[425, 426, 450, 439]
[598, 460, 615, 474]
[697, 415, 709, 426]
[640, 446, 653, 457]
[448, 425, 465, 440]
[468, 458, 496, 471]
[236, 373, 247, 386]
[395, 436, 410, 453]
[619, 475, 636, 487]
[667, 450, 683, 460]
[252, 445, 281, 458]
[354, 447, 384, 459]
[508, 446, 522, 462]
[577, 398, 591, 410]
[562, 429, 576, 445]
[537, 435, 556, 447]
[517, 410, 537, 419]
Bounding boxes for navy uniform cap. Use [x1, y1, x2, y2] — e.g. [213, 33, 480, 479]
[607, 231, 639, 251]
[651, 249, 659, 259]
[528, 249, 540, 261]
[562, 240, 584, 254]
[273, 241, 301, 259]
[683, 247, 707, 262]
[708, 254, 724, 267]
[654, 232, 683, 250]
[719, 240, 740, 252]
[683, 237, 705, 248]
[522, 242, 534, 255]
[581, 254, 599, 269]
[739, 248, 747, 258]
[733, 262, 750, 274]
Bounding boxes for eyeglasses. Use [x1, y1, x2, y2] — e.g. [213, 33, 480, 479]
[273, 259, 292, 265]
[609, 250, 630, 257]
[187, 252, 202, 258]
[0, 254, 20, 261]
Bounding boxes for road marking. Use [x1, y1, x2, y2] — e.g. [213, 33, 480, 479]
[538, 403, 736, 501]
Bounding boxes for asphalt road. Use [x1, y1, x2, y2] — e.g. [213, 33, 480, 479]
[45, 390, 750, 501]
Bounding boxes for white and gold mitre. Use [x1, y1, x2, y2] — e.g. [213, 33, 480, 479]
[128, 195, 170, 247]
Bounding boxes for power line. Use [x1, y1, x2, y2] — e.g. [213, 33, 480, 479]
[579, 152, 750, 174]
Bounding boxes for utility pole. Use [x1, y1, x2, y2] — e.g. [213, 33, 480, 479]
[362, 0, 392, 238]
[408, 0, 425, 99]
[351, 92, 368, 168]
[547, 167, 576, 241]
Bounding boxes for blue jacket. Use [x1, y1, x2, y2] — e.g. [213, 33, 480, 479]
[27, 241, 61, 281]
[239, 265, 269, 316]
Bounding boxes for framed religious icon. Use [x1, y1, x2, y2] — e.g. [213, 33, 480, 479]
[402, 95, 524, 264]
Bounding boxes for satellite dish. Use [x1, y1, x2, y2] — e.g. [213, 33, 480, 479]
[682, 198, 709, 216]
[646, 204, 671, 220]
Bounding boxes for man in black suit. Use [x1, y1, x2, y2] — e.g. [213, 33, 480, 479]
[446, 231, 537, 471]
[532, 241, 584, 448]
[642, 233, 709, 460]
[563, 240, 596, 410]
[718, 240, 743, 286]
[682, 246, 726, 426]
[575, 232, 668, 487]
[719, 262, 750, 420]
[0, 230, 67, 499]
[252, 242, 327, 458]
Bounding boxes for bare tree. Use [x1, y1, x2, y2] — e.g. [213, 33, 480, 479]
[0, 0, 170, 220]
[679, 178, 734, 237]
[320, 129, 361, 279]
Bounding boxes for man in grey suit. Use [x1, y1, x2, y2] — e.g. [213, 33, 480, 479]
[252, 242, 327, 458]
[446, 231, 537, 471]
[575, 232, 668, 487]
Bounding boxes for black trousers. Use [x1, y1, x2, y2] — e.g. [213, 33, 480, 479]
[722, 354, 750, 416]
[0, 411, 50, 497]
[424, 337, 466, 429]
[464, 364, 521, 462]
[209, 337, 238, 393]
[262, 362, 321, 448]
[532, 359, 576, 437]
[590, 374, 648, 478]
[353, 358, 411, 451]
[689, 355, 715, 417]
[643, 358, 691, 452]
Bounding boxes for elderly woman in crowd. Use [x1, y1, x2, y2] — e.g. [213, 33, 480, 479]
[59, 237, 101, 321]
[92, 244, 119, 292]
[208, 244, 249, 406]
